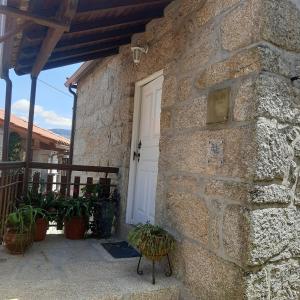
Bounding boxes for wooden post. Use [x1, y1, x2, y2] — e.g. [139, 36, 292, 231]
[24, 75, 37, 192]
[46, 174, 54, 193]
[60, 175, 67, 196]
[16, 173, 24, 199]
[85, 177, 93, 197]
[32, 172, 40, 194]
[67, 84, 77, 196]
[1, 70, 12, 161]
[99, 177, 111, 198]
[73, 176, 80, 198]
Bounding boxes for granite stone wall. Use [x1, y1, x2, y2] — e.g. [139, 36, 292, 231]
[244, 0, 300, 298]
[73, 0, 300, 298]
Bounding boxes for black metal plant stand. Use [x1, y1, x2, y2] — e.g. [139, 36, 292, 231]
[136, 254, 173, 285]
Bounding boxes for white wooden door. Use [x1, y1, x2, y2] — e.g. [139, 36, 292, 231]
[131, 75, 163, 224]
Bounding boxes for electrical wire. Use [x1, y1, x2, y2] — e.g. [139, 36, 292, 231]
[37, 78, 72, 98]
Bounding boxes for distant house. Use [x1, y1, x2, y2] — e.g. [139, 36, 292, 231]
[0, 109, 69, 183]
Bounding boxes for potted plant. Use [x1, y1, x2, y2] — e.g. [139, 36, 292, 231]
[90, 188, 120, 239]
[128, 223, 175, 261]
[63, 198, 90, 240]
[3, 205, 36, 254]
[23, 190, 49, 241]
[44, 193, 65, 230]
[33, 208, 48, 242]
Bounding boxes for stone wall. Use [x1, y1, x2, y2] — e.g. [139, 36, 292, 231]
[73, 0, 300, 298]
[244, 0, 300, 298]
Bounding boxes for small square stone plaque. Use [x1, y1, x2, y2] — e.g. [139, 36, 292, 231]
[207, 88, 230, 124]
[207, 139, 224, 165]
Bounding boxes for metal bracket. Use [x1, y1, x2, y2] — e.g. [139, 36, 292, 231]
[137, 254, 173, 285]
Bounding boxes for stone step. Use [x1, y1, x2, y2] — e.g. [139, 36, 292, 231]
[99, 285, 180, 300]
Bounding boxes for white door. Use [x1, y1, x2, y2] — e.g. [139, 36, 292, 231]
[129, 75, 163, 224]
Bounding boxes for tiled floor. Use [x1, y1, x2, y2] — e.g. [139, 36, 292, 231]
[0, 234, 180, 300]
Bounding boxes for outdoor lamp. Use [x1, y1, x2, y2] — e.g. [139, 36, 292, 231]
[131, 46, 148, 65]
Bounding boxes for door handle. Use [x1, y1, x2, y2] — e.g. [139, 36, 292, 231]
[138, 140, 142, 149]
[133, 140, 142, 162]
[133, 151, 140, 161]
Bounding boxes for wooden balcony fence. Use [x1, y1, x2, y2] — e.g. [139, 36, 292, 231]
[0, 161, 119, 238]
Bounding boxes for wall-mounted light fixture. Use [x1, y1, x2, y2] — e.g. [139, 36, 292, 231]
[131, 45, 148, 65]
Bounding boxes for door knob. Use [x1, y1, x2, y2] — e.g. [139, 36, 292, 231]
[133, 151, 140, 161]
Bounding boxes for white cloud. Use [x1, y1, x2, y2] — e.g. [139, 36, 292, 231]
[12, 99, 71, 128]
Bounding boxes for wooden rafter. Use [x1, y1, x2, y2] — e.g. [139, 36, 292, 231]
[23, 23, 146, 51]
[11, 0, 173, 75]
[0, 5, 69, 31]
[31, 0, 79, 76]
[54, 33, 132, 52]
[17, 48, 119, 74]
[41, 48, 119, 69]
[70, 10, 163, 34]
[0, 22, 30, 44]
[19, 37, 131, 63]
[77, 0, 172, 16]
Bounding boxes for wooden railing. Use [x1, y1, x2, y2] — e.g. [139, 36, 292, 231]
[0, 163, 25, 237]
[0, 161, 119, 238]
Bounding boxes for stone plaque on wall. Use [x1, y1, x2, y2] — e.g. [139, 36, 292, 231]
[207, 140, 224, 165]
[207, 88, 230, 124]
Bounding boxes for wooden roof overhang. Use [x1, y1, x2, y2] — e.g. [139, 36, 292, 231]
[0, 0, 173, 77]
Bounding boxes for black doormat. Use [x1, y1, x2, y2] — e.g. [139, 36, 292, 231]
[102, 241, 140, 259]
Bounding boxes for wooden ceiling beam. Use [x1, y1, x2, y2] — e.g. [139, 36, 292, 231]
[0, 5, 69, 31]
[17, 48, 119, 75]
[19, 37, 131, 64]
[22, 23, 146, 50]
[70, 10, 163, 33]
[31, 0, 79, 76]
[77, 0, 171, 16]
[44, 48, 119, 68]
[0, 23, 28, 43]
[49, 46, 119, 63]
[22, 34, 131, 55]
[54, 34, 132, 52]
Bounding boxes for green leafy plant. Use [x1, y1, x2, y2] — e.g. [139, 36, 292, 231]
[63, 197, 90, 220]
[24, 190, 58, 211]
[6, 205, 38, 233]
[128, 223, 175, 258]
[24, 190, 43, 208]
[8, 132, 22, 161]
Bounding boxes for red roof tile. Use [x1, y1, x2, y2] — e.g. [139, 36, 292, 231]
[0, 109, 70, 146]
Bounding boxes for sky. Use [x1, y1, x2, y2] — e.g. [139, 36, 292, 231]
[0, 63, 82, 130]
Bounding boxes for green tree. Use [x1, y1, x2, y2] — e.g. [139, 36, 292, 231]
[8, 132, 22, 161]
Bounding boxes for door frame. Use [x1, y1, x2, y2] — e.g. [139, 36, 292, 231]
[126, 69, 164, 224]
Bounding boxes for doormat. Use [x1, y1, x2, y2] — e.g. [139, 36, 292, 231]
[102, 241, 140, 259]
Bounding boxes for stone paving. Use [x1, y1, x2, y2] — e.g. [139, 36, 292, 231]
[0, 234, 180, 300]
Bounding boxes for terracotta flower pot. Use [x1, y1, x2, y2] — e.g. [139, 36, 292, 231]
[3, 229, 33, 255]
[34, 218, 48, 242]
[64, 216, 87, 240]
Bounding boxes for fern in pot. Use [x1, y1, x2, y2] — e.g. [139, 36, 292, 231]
[128, 223, 175, 261]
